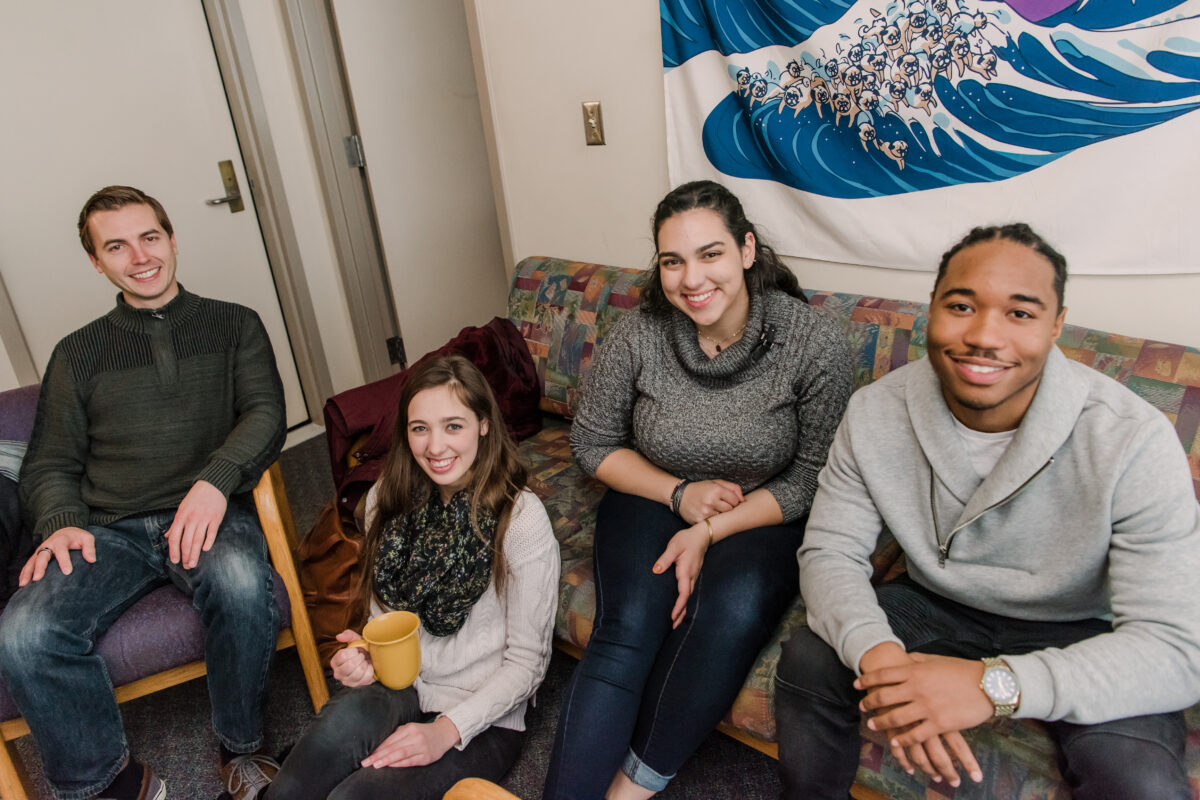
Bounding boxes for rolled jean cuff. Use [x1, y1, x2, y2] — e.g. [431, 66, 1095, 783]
[622, 749, 673, 792]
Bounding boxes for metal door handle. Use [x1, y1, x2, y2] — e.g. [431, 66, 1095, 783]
[208, 160, 245, 213]
[206, 190, 241, 206]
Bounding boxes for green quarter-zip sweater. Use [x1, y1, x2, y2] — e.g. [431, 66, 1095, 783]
[799, 348, 1200, 724]
[20, 286, 286, 540]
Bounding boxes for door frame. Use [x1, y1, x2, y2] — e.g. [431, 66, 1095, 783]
[278, 0, 403, 384]
[0, 274, 37, 388]
[204, 0, 332, 422]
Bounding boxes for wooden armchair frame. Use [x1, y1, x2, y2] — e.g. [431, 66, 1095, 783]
[443, 778, 522, 799]
[0, 463, 329, 799]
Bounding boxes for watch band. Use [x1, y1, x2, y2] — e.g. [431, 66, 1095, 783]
[981, 657, 1019, 718]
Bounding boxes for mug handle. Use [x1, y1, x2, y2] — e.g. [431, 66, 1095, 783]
[347, 640, 369, 652]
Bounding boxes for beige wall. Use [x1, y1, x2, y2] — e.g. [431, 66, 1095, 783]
[467, 2, 1200, 346]
[333, 0, 509, 363]
[240, 0, 509, 379]
[6, 3, 1194, 406]
[467, 0, 671, 271]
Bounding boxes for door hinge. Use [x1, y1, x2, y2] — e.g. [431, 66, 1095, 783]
[344, 134, 366, 169]
[386, 336, 407, 369]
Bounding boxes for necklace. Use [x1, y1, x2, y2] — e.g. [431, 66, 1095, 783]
[698, 324, 746, 354]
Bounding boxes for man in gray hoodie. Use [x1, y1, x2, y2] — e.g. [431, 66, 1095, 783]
[775, 223, 1200, 800]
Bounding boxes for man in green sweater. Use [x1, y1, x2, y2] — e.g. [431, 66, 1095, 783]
[0, 186, 286, 800]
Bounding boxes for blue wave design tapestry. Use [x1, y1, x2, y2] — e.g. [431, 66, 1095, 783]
[663, 0, 1200, 274]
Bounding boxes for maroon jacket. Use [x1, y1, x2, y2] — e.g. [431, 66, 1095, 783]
[323, 317, 542, 517]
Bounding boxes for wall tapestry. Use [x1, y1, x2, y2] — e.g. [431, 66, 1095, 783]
[663, 0, 1200, 274]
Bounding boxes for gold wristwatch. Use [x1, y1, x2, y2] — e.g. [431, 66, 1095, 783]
[980, 657, 1020, 718]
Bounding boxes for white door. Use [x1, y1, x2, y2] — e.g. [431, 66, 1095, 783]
[0, 2, 308, 427]
[332, 0, 509, 363]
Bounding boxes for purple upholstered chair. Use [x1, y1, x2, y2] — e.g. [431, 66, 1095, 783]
[0, 384, 329, 799]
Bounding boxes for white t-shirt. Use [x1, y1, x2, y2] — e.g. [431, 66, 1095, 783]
[951, 415, 1017, 481]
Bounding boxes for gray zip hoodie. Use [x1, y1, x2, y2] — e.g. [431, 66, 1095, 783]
[799, 347, 1200, 724]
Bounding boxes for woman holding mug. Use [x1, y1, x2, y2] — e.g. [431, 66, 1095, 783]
[268, 355, 559, 800]
[544, 181, 853, 798]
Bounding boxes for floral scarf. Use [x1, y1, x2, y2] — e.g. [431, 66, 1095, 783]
[373, 489, 495, 636]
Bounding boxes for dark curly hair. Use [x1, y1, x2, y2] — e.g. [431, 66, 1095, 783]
[638, 181, 805, 314]
[935, 223, 1067, 312]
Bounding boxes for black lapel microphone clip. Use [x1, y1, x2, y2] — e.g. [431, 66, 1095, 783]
[750, 324, 776, 361]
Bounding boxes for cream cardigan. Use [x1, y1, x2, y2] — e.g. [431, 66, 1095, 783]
[365, 487, 560, 748]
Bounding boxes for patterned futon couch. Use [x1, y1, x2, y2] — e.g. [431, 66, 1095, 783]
[506, 256, 1200, 800]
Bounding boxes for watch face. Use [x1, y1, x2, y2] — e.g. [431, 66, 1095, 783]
[983, 667, 1019, 704]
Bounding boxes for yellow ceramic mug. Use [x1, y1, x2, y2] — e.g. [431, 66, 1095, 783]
[347, 610, 421, 689]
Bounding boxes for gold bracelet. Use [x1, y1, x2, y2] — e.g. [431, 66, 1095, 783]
[704, 518, 714, 548]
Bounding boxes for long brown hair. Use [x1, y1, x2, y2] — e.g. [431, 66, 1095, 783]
[359, 355, 528, 607]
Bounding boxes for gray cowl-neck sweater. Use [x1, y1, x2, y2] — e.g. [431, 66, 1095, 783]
[570, 288, 853, 523]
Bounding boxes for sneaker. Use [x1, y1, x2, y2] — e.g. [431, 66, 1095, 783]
[96, 762, 167, 800]
[218, 753, 279, 800]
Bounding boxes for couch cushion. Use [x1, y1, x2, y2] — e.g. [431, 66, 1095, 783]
[0, 385, 40, 444]
[0, 567, 291, 723]
[508, 257, 645, 417]
[519, 416, 604, 648]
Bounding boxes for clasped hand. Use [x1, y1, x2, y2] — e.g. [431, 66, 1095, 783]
[652, 523, 711, 629]
[654, 480, 743, 629]
[855, 647, 988, 787]
[677, 479, 742, 525]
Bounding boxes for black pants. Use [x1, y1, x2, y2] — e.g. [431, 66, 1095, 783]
[774, 576, 1190, 800]
[269, 683, 523, 800]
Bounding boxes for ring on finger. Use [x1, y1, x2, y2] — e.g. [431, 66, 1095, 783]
[37, 547, 52, 555]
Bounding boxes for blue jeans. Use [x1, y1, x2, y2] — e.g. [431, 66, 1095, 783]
[544, 491, 804, 799]
[774, 575, 1190, 800]
[269, 683, 523, 800]
[0, 498, 277, 800]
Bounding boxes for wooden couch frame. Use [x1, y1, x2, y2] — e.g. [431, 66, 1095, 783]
[0, 463, 329, 799]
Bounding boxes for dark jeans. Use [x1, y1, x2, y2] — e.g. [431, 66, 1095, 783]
[544, 491, 804, 799]
[774, 575, 1190, 800]
[0, 498, 277, 800]
[269, 683, 523, 800]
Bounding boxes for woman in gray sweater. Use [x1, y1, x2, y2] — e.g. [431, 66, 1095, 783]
[543, 181, 853, 799]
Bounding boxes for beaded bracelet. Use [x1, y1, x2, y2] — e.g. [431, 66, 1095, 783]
[669, 478, 691, 516]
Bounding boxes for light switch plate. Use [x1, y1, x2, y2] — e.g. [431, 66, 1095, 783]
[582, 101, 605, 146]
